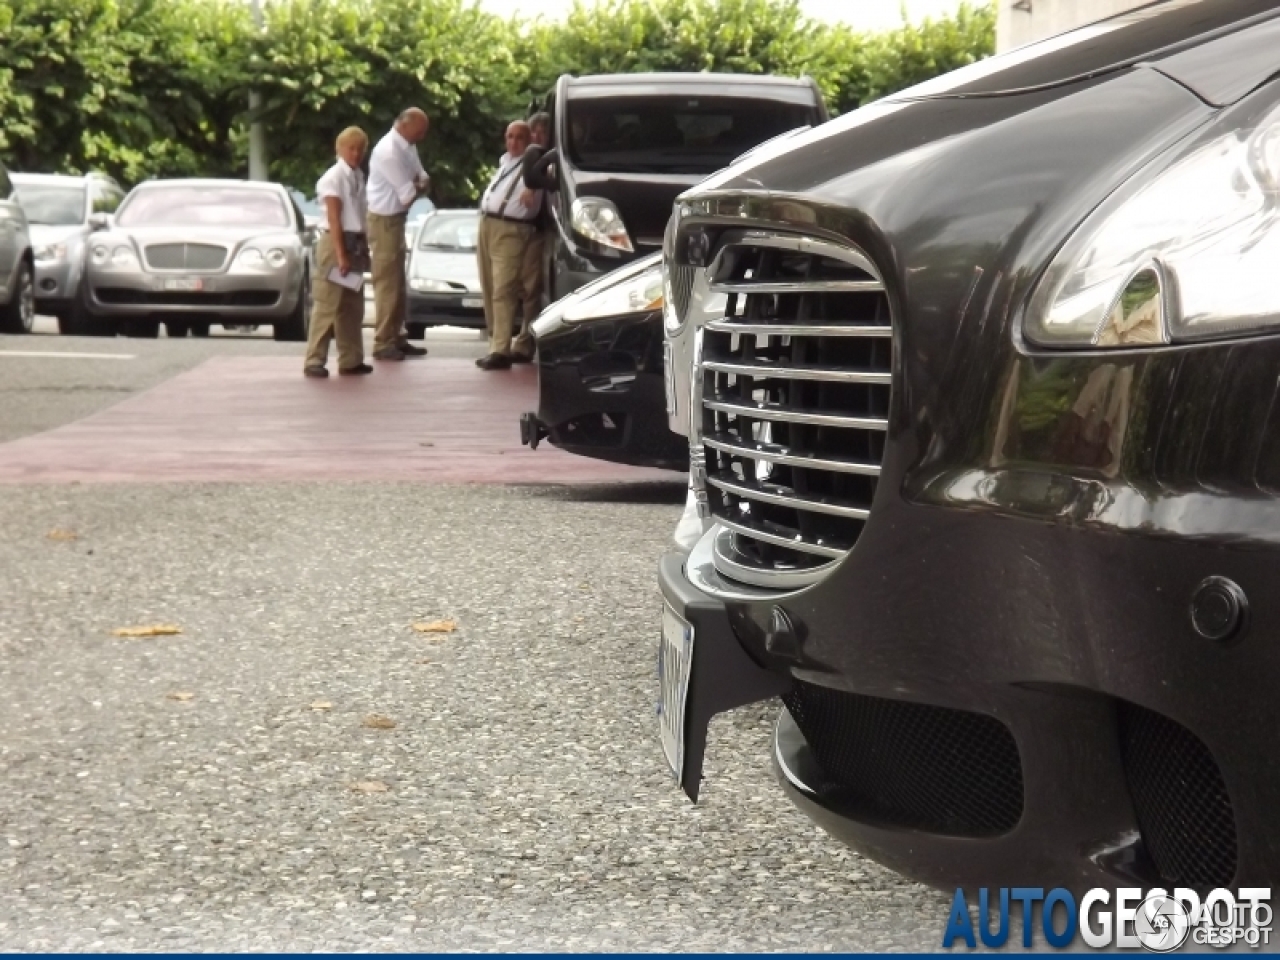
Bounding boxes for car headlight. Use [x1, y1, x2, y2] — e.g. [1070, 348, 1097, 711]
[237, 248, 265, 268]
[266, 248, 288, 268]
[570, 197, 633, 253]
[35, 243, 67, 262]
[110, 245, 138, 269]
[90, 245, 110, 265]
[411, 277, 453, 293]
[1027, 97, 1280, 348]
[562, 262, 663, 323]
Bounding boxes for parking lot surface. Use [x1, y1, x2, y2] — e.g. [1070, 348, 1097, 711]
[0, 323, 949, 951]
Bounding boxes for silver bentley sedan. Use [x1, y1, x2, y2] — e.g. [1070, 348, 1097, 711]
[83, 179, 312, 340]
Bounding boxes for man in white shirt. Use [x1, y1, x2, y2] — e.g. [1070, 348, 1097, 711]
[367, 107, 431, 361]
[304, 126, 371, 378]
[475, 120, 543, 371]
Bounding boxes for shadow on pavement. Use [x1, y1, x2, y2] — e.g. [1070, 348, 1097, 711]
[515, 481, 687, 505]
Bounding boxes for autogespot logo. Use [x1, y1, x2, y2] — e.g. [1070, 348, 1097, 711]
[942, 886, 1273, 951]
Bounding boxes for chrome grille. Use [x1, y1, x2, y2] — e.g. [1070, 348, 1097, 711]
[697, 234, 890, 588]
[669, 262, 695, 325]
[143, 243, 228, 271]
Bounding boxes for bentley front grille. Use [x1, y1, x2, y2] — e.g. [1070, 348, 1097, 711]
[697, 234, 890, 588]
[143, 243, 229, 272]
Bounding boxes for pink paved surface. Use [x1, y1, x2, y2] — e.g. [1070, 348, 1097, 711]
[0, 357, 676, 485]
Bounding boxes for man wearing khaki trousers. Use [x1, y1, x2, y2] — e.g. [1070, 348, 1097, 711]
[366, 107, 432, 361]
[475, 121, 542, 371]
[304, 126, 371, 378]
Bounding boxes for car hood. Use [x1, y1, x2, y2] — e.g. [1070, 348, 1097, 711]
[409, 248, 480, 287]
[29, 224, 84, 247]
[104, 225, 298, 248]
[885, 0, 1280, 104]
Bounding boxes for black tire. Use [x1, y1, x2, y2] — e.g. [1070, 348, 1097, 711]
[0, 260, 36, 334]
[120, 317, 160, 338]
[406, 323, 427, 340]
[164, 320, 190, 338]
[66, 283, 116, 337]
[273, 273, 310, 342]
[189, 321, 211, 338]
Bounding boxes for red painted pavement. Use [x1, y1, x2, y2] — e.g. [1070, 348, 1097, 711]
[0, 357, 677, 485]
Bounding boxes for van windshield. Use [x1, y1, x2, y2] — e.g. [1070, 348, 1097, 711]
[564, 95, 813, 175]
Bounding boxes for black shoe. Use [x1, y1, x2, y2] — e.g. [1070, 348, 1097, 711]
[303, 365, 329, 378]
[372, 347, 406, 362]
[397, 341, 428, 357]
[339, 363, 374, 375]
[510, 352, 534, 364]
[475, 353, 512, 370]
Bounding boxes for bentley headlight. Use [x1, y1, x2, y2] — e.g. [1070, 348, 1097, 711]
[266, 248, 288, 268]
[570, 197, 633, 254]
[1027, 99, 1280, 348]
[237, 248, 265, 268]
[110, 245, 138, 269]
[90, 245, 110, 265]
[411, 277, 452, 293]
[562, 262, 663, 324]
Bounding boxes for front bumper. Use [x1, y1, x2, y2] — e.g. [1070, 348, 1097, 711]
[34, 259, 76, 312]
[407, 290, 485, 328]
[86, 271, 296, 318]
[525, 311, 688, 470]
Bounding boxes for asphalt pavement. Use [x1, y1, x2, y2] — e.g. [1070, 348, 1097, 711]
[0, 320, 951, 950]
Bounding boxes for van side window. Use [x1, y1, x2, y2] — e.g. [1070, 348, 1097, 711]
[93, 188, 124, 214]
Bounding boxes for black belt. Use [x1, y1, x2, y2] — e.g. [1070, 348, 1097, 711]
[483, 211, 537, 225]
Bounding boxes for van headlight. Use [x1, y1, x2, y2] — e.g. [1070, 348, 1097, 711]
[570, 197, 634, 254]
[1026, 98, 1280, 348]
[562, 262, 663, 323]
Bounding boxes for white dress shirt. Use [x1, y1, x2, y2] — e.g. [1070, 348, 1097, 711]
[480, 152, 542, 222]
[315, 158, 367, 232]
[367, 128, 428, 217]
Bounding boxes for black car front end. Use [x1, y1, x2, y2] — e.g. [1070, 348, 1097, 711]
[658, 1, 1280, 892]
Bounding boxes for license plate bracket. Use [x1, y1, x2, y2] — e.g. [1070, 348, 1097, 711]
[461, 296, 483, 309]
[657, 603, 694, 782]
[163, 277, 204, 291]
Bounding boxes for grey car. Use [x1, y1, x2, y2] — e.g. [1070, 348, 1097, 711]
[13, 172, 126, 336]
[405, 209, 483, 336]
[0, 162, 35, 334]
[84, 179, 312, 340]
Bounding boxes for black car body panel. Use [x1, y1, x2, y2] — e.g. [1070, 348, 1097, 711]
[544, 72, 827, 299]
[661, 0, 1280, 891]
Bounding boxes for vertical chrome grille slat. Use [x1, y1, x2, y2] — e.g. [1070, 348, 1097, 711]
[693, 232, 892, 590]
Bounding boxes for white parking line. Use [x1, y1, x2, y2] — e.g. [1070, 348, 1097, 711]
[0, 350, 137, 360]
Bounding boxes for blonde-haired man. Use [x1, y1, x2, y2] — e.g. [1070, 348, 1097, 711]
[304, 126, 372, 378]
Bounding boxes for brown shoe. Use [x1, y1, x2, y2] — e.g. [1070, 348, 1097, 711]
[373, 347, 405, 362]
[303, 365, 329, 378]
[510, 351, 534, 364]
[397, 341, 428, 357]
[475, 353, 512, 371]
[338, 363, 374, 375]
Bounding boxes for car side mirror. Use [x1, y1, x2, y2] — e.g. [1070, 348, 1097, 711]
[88, 212, 112, 231]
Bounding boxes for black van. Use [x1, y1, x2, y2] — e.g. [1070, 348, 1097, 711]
[537, 72, 827, 300]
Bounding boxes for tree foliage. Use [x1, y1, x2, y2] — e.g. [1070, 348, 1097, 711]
[0, 0, 994, 203]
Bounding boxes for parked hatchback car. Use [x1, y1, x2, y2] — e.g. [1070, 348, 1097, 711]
[405, 209, 483, 335]
[84, 179, 312, 339]
[660, 0, 1280, 892]
[536, 72, 827, 302]
[13, 171, 125, 335]
[0, 161, 35, 334]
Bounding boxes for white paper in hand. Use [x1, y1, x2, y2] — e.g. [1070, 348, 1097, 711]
[327, 266, 364, 292]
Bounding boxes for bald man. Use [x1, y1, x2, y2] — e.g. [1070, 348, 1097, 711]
[367, 107, 432, 361]
[475, 120, 542, 370]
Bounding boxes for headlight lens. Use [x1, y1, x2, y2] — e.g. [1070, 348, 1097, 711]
[411, 277, 453, 293]
[90, 245, 110, 265]
[110, 245, 138, 268]
[237, 248, 265, 268]
[35, 243, 67, 262]
[570, 197, 634, 253]
[563, 262, 663, 323]
[1027, 99, 1280, 348]
[266, 248, 288, 268]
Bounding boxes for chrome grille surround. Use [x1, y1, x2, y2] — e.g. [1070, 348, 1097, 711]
[693, 232, 891, 591]
[143, 243, 230, 272]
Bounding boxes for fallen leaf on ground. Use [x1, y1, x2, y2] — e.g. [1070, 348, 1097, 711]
[411, 619, 456, 634]
[310, 700, 333, 711]
[112, 624, 182, 638]
[47, 529, 79, 542]
[362, 714, 396, 730]
[166, 691, 195, 702]
[348, 780, 389, 794]
[416, 658, 433, 665]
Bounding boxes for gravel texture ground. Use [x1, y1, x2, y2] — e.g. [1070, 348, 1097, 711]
[0, 481, 950, 951]
[0, 326, 955, 951]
